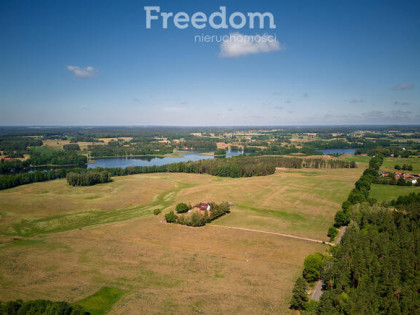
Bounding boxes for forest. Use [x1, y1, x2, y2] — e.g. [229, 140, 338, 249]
[94, 155, 355, 179]
[290, 156, 419, 314]
[317, 197, 419, 314]
[0, 168, 86, 190]
[28, 150, 87, 167]
[0, 155, 356, 190]
[88, 140, 173, 157]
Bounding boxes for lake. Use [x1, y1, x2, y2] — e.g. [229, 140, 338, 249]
[87, 150, 243, 169]
[316, 148, 356, 155]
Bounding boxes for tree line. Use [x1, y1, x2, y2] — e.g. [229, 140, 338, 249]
[0, 155, 356, 191]
[93, 156, 355, 179]
[290, 155, 419, 313]
[88, 141, 173, 157]
[0, 159, 30, 174]
[328, 155, 383, 240]
[66, 171, 111, 186]
[0, 168, 85, 190]
[178, 139, 217, 151]
[0, 299, 89, 314]
[29, 151, 87, 166]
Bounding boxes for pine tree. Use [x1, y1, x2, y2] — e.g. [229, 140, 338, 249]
[290, 277, 308, 310]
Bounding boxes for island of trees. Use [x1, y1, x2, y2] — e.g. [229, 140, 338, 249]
[165, 202, 231, 227]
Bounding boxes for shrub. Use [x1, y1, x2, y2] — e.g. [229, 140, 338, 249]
[214, 148, 227, 158]
[327, 226, 338, 241]
[341, 201, 352, 212]
[63, 143, 80, 151]
[290, 277, 308, 310]
[334, 210, 350, 227]
[164, 211, 178, 223]
[189, 212, 206, 227]
[153, 209, 162, 215]
[303, 253, 325, 282]
[175, 202, 190, 213]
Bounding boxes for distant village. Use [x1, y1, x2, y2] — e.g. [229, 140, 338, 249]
[379, 170, 419, 185]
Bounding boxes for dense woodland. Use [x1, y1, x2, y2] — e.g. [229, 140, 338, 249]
[28, 151, 87, 166]
[0, 136, 42, 158]
[179, 138, 217, 151]
[93, 155, 355, 179]
[318, 198, 419, 314]
[291, 156, 419, 314]
[88, 140, 173, 157]
[0, 168, 86, 190]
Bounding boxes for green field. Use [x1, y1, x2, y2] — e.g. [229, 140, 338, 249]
[339, 155, 371, 165]
[339, 156, 420, 174]
[0, 168, 362, 314]
[76, 287, 125, 315]
[381, 157, 420, 173]
[370, 183, 420, 202]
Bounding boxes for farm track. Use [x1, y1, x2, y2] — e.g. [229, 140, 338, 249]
[210, 224, 334, 245]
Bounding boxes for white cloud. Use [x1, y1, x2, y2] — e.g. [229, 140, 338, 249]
[220, 33, 283, 58]
[393, 83, 414, 91]
[66, 65, 97, 78]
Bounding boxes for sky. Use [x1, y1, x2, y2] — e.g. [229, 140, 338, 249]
[0, 0, 419, 126]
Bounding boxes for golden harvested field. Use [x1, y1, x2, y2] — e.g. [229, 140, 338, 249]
[0, 167, 362, 313]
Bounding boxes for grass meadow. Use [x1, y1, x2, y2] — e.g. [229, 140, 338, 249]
[370, 183, 420, 202]
[0, 168, 363, 314]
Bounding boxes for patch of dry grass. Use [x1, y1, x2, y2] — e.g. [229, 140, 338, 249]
[0, 217, 326, 314]
[0, 168, 362, 313]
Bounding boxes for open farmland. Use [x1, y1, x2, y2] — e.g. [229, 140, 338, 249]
[380, 157, 420, 173]
[370, 183, 420, 202]
[0, 167, 362, 313]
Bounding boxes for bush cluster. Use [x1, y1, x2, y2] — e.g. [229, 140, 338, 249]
[165, 202, 230, 227]
[66, 171, 111, 186]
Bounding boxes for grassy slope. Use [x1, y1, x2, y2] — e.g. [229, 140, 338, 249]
[0, 217, 326, 314]
[0, 169, 361, 240]
[0, 168, 362, 314]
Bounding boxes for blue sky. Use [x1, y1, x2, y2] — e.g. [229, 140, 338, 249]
[0, 0, 419, 126]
